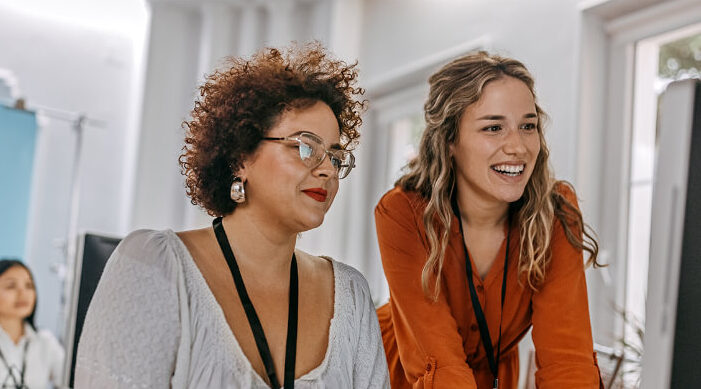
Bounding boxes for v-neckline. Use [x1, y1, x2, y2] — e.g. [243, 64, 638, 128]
[451, 215, 512, 285]
[169, 229, 339, 386]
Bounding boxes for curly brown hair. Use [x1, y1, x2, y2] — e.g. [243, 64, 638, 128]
[179, 42, 365, 217]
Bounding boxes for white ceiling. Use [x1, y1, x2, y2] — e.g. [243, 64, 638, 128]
[0, 0, 148, 37]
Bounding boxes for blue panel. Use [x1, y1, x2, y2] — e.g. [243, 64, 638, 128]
[0, 105, 37, 260]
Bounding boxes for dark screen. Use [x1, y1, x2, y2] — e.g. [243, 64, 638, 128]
[670, 80, 701, 388]
[68, 233, 121, 387]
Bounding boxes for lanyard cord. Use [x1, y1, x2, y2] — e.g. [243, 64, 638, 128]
[452, 199, 511, 389]
[0, 340, 29, 389]
[213, 217, 298, 389]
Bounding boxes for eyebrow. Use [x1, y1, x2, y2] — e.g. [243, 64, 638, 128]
[476, 113, 538, 120]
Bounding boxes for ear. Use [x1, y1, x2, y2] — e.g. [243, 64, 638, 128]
[232, 160, 248, 182]
[234, 148, 262, 182]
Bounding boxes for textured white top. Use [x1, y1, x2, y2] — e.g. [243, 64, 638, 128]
[74, 229, 389, 389]
[0, 323, 64, 389]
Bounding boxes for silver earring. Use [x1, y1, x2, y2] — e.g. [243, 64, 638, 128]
[230, 177, 246, 203]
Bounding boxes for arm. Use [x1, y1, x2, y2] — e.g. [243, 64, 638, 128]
[345, 265, 390, 389]
[375, 189, 477, 388]
[74, 230, 181, 389]
[531, 187, 601, 388]
[40, 330, 65, 386]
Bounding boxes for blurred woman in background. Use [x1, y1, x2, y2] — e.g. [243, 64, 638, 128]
[0, 259, 64, 389]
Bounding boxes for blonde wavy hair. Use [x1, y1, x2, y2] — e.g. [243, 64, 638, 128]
[397, 51, 602, 300]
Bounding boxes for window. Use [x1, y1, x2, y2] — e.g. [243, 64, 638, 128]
[386, 112, 424, 187]
[578, 1, 701, 386]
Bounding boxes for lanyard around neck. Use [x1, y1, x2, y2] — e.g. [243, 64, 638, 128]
[213, 217, 298, 389]
[452, 199, 511, 389]
[0, 340, 29, 389]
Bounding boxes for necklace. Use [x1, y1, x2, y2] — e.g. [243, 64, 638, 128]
[213, 217, 298, 389]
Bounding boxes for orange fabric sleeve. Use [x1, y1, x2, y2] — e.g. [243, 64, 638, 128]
[375, 188, 478, 388]
[531, 185, 601, 388]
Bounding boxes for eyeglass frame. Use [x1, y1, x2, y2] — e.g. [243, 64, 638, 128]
[261, 131, 356, 179]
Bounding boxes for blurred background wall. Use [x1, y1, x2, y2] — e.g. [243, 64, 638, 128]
[0, 0, 147, 342]
[1, 0, 699, 387]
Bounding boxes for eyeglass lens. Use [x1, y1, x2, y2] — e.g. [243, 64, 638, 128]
[296, 134, 353, 179]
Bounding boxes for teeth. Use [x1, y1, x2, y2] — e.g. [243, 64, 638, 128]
[491, 164, 525, 175]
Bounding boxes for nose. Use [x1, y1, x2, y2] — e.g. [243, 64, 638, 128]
[503, 127, 527, 155]
[20, 287, 35, 299]
[312, 152, 337, 179]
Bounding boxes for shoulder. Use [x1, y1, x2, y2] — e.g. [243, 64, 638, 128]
[295, 251, 375, 314]
[36, 329, 64, 353]
[115, 229, 180, 262]
[375, 186, 427, 224]
[30, 329, 65, 364]
[35, 328, 59, 343]
[295, 249, 334, 291]
[94, 229, 185, 299]
[302, 251, 372, 297]
[109, 229, 183, 274]
[295, 248, 332, 270]
[552, 180, 580, 209]
[334, 260, 370, 289]
[546, 182, 587, 273]
[547, 180, 582, 237]
[330, 259, 375, 308]
[295, 249, 365, 287]
[377, 186, 425, 209]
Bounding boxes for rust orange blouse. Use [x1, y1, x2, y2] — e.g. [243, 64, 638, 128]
[375, 185, 601, 388]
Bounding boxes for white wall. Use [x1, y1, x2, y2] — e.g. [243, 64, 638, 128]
[0, 3, 146, 335]
[360, 0, 583, 182]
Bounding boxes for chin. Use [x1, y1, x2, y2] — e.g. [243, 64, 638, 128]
[297, 215, 326, 232]
[497, 188, 528, 204]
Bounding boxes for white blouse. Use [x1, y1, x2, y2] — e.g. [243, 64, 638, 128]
[0, 323, 64, 389]
[74, 229, 389, 389]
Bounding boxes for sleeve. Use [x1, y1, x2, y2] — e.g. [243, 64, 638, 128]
[531, 186, 602, 388]
[40, 330, 65, 386]
[375, 189, 478, 388]
[345, 265, 390, 389]
[74, 230, 181, 389]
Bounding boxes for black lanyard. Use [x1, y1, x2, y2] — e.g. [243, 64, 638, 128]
[452, 200, 511, 389]
[213, 217, 298, 389]
[0, 340, 29, 389]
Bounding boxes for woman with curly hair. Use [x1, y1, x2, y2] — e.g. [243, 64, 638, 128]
[75, 43, 388, 389]
[375, 51, 604, 388]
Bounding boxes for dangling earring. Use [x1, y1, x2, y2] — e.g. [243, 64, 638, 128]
[230, 177, 246, 203]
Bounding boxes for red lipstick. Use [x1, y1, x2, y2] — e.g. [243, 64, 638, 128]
[302, 188, 328, 202]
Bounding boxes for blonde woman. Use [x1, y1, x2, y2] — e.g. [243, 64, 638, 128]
[375, 52, 603, 388]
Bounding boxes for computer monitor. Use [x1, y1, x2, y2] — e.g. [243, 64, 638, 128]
[62, 232, 121, 388]
[641, 79, 701, 388]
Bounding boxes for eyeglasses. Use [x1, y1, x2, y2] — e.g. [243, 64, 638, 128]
[262, 131, 356, 179]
